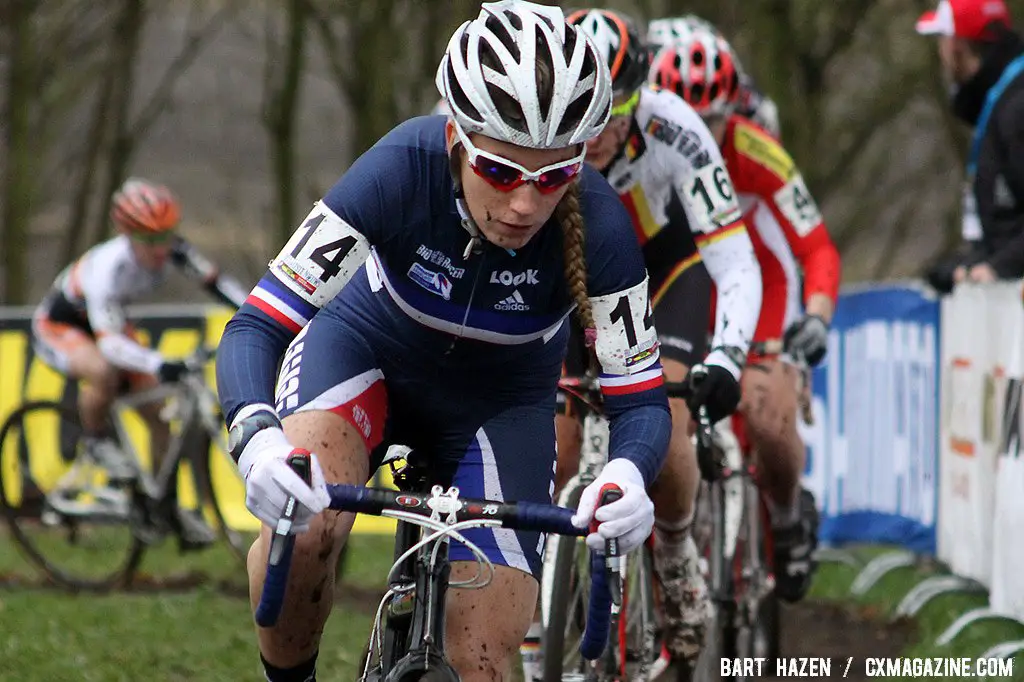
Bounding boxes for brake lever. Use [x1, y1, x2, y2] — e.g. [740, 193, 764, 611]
[267, 452, 312, 565]
[695, 404, 717, 482]
[255, 450, 312, 627]
[589, 484, 624, 608]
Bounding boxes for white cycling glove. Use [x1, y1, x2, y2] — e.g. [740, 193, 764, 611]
[237, 427, 331, 533]
[571, 458, 654, 554]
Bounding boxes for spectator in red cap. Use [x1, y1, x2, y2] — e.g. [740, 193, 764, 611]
[917, 0, 1024, 290]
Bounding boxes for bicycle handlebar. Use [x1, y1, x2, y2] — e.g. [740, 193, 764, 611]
[256, 463, 623, 662]
[579, 485, 622, 661]
[253, 452, 311, 627]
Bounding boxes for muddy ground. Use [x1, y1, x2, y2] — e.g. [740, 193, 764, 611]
[767, 600, 914, 680]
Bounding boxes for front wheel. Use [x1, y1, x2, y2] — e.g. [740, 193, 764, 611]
[0, 400, 144, 590]
[541, 484, 589, 682]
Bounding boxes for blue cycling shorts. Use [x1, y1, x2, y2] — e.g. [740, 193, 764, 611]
[274, 302, 561, 577]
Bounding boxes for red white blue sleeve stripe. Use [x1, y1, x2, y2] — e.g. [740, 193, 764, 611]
[243, 272, 319, 334]
[599, 365, 665, 396]
[598, 361, 670, 486]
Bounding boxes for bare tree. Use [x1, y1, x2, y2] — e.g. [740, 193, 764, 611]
[0, 0, 35, 304]
[309, 0, 479, 155]
[262, 0, 311, 244]
[70, 0, 245, 257]
[1, 1, 112, 304]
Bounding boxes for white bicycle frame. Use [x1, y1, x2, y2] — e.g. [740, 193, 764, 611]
[539, 405, 664, 682]
[541, 410, 609, 626]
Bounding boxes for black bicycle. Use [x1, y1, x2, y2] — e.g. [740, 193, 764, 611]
[256, 450, 622, 682]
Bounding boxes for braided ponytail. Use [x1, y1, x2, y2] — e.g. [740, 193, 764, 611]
[555, 182, 597, 350]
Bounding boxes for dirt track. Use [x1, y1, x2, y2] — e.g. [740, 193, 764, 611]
[767, 600, 914, 680]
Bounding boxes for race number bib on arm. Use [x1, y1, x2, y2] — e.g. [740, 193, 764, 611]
[590, 277, 660, 375]
[773, 173, 823, 236]
[684, 162, 743, 234]
[269, 202, 371, 307]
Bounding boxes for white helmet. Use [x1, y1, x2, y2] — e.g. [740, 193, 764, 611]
[436, 0, 612, 149]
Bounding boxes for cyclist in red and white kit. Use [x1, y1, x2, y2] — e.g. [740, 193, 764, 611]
[650, 20, 841, 603]
[569, 9, 763, 663]
[647, 15, 783, 141]
[31, 178, 248, 547]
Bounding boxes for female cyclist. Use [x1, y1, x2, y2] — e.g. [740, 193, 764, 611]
[216, 3, 671, 681]
[33, 177, 246, 547]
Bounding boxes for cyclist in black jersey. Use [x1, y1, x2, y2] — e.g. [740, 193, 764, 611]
[567, 8, 763, 663]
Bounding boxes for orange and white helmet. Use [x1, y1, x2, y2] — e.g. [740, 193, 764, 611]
[110, 178, 181, 236]
[649, 20, 741, 119]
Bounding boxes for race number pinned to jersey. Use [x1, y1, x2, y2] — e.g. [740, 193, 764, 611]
[684, 163, 743, 234]
[590, 277, 661, 375]
[773, 173, 822, 237]
[270, 202, 371, 307]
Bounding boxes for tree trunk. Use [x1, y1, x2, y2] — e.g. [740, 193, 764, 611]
[264, 0, 310, 244]
[85, 0, 146, 248]
[347, 1, 400, 154]
[1, 0, 36, 304]
[62, 70, 117, 264]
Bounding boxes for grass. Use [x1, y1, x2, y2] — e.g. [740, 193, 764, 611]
[811, 545, 1024, 680]
[8, 529, 1024, 681]
[0, 530, 395, 681]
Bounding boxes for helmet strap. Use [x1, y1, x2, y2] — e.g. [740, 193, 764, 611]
[449, 141, 517, 259]
[448, 144, 486, 259]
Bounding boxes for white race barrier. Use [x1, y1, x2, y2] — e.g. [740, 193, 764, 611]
[938, 284, 998, 584]
[800, 279, 1024, 647]
[939, 281, 1024, 619]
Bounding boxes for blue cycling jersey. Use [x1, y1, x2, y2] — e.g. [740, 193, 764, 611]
[217, 116, 671, 484]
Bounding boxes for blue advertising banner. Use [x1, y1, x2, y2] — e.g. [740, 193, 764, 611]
[799, 283, 939, 554]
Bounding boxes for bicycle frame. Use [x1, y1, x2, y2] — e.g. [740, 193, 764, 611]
[542, 376, 607, 630]
[373, 460, 460, 682]
[699, 414, 773, 635]
[686, 341, 811, 675]
[108, 383, 190, 500]
[256, 449, 619, 682]
[60, 352, 224, 533]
